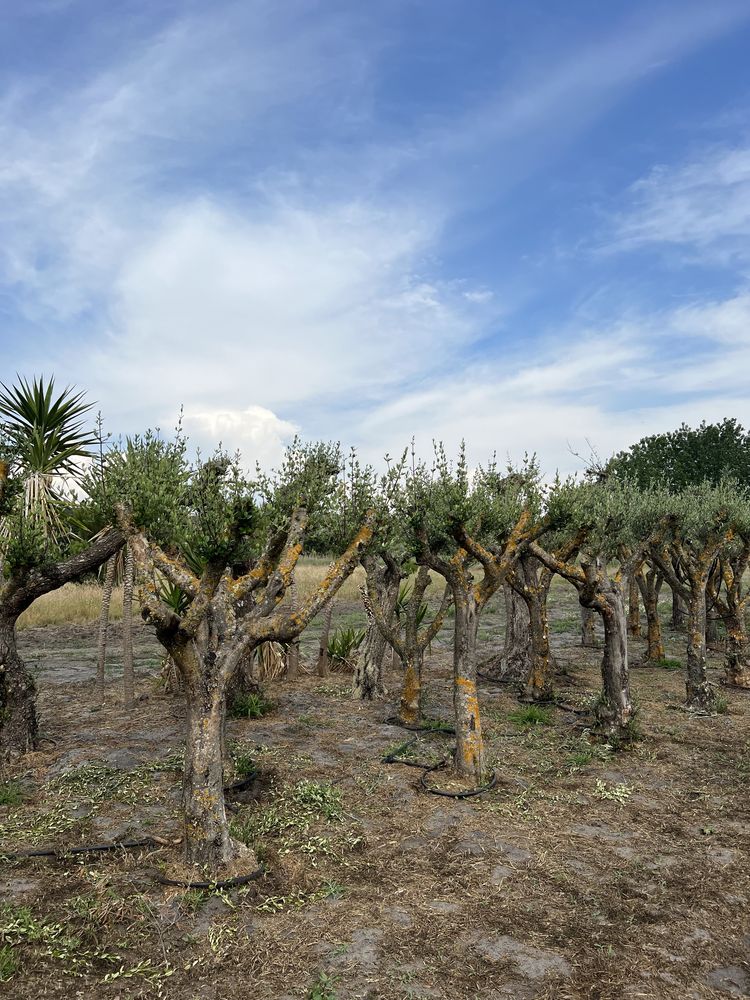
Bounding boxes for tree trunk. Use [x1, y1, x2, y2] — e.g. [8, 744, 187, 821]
[581, 605, 597, 647]
[96, 557, 117, 702]
[0, 617, 38, 760]
[398, 652, 422, 726]
[286, 577, 300, 680]
[724, 612, 750, 688]
[501, 584, 530, 681]
[317, 599, 335, 677]
[183, 682, 236, 869]
[593, 583, 632, 733]
[706, 591, 721, 649]
[637, 569, 664, 663]
[685, 581, 714, 709]
[521, 579, 553, 702]
[122, 544, 135, 708]
[352, 624, 387, 700]
[452, 595, 484, 782]
[671, 584, 687, 631]
[627, 572, 641, 638]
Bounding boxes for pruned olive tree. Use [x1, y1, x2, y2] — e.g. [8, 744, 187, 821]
[650, 481, 750, 709]
[404, 447, 545, 782]
[96, 433, 374, 874]
[528, 480, 663, 737]
[363, 564, 451, 725]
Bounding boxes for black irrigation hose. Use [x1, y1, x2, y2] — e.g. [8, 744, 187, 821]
[419, 762, 499, 799]
[477, 671, 513, 685]
[382, 732, 497, 799]
[150, 867, 264, 890]
[383, 716, 455, 735]
[223, 770, 259, 796]
[0, 837, 160, 861]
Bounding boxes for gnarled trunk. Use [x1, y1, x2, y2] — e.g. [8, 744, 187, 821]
[503, 585, 530, 681]
[671, 584, 687, 632]
[286, 578, 300, 680]
[0, 618, 37, 760]
[521, 586, 553, 701]
[183, 680, 236, 868]
[685, 582, 714, 709]
[595, 584, 632, 732]
[724, 613, 750, 688]
[627, 572, 641, 638]
[453, 595, 484, 781]
[353, 625, 387, 701]
[398, 652, 422, 726]
[581, 605, 597, 647]
[637, 568, 664, 663]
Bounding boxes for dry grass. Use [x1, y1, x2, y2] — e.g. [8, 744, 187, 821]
[17, 584, 124, 630]
[16, 559, 367, 632]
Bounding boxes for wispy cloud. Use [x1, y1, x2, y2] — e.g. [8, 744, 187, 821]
[611, 143, 750, 261]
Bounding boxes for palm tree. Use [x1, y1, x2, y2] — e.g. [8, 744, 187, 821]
[0, 375, 97, 537]
[0, 375, 124, 758]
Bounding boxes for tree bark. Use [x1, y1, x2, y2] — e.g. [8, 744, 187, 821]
[183, 679, 237, 868]
[685, 581, 714, 708]
[122, 543, 135, 708]
[286, 577, 300, 680]
[0, 618, 38, 758]
[724, 613, 750, 688]
[636, 567, 664, 663]
[353, 625, 388, 701]
[591, 580, 632, 732]
[580, 605, 597, 647]
[452, 593, 484, 781]
[96, 556, 117, 703]
[671, 583, 687, 631]
[487, 584, 530, 682]
[516, 560, 553, 702]
[627, 572, 641, 638]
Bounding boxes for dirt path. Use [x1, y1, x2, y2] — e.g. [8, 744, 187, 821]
[2, 589, 749, 999]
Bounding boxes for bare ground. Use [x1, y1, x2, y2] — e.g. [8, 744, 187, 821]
[1, 583, 749, 1000]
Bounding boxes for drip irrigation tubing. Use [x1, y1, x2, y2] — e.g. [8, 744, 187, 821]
[383, 716, 455, 734]
[381, 731, 497, 799]
[0, 837, 162, 861]
[419, 762, 499, 799]
[150, 867, 264, 890]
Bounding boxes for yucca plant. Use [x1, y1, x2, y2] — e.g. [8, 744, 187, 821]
[328, 625, 366, 671]
[0, 376, 97, 541]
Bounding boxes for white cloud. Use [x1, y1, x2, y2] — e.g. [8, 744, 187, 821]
[183, 405, 298, 467]
[612, 144, 750, 260]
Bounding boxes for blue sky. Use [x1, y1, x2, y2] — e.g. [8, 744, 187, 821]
[1, 0, 750, 474]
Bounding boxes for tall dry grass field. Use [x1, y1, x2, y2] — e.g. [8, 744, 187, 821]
[18, 584, 124, 630]
[15, 557, 368, 631]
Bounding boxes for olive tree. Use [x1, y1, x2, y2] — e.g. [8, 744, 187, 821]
[99, 434, 373, 874]
[405, 447, 545, 782]
[528, 480, 663, 736]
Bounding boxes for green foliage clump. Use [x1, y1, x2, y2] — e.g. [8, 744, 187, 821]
[327, 626, 366, 665]
[509, 706, 553, 727]
[229, 691, 275, 720]
[0, 782, 23, 806]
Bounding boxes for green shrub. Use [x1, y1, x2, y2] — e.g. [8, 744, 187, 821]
[229, 692, 274, 719]
[328, 626, 366, 666]
[0, 782, 23, 806]
[508, 706, 553, 727]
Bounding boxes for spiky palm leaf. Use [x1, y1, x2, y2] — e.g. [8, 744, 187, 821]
[0, 376, 97, 541]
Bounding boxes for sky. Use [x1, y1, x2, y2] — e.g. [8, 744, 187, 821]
[1, 0, 750, 476]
